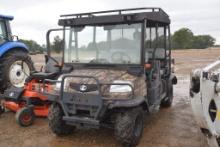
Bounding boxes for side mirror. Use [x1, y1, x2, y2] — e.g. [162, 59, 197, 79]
[12, 35, 19, 41]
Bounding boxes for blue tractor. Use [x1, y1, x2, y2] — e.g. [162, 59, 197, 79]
[0, 14, 34, 92]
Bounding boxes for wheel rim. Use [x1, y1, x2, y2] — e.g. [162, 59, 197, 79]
[21, 113, 32, 124]
[9, 61, 30, 87]
[134, 114, 143, 138]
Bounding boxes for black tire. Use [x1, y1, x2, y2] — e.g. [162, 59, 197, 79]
[160, 82, 173, 108]
[0, 105, 5, 115]
[15, 107, 35, 127]
[114, 107, 144, 147]
[0, 50, 34, 92]
[48, 103, 75, 136]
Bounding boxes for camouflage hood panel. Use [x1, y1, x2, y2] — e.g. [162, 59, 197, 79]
[59, 69, 147, 99]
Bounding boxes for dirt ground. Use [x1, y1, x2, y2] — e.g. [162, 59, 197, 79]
[1, 48, 220, 147]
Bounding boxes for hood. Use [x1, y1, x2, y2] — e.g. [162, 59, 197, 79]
[59, 69, 147, 98]
[68, 69, 131, 83]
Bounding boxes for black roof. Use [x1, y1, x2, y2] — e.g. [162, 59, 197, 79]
[58, 7, 170, 27]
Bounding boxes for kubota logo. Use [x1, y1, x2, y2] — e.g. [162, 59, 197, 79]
[80, 85, 87, 92]
[9, 92, 14, 97]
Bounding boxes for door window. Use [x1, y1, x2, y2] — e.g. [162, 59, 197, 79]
[0, 21, 7, 41]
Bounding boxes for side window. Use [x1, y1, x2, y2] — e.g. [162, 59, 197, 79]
[145, 26, 166, 49]
[166, 26, 170, 50]
[157, 27, 165, 49]
[0, 21, 7, 40]
[145, 27, 156, 49]
[48, 30, 63, 64]
[145, 25, 166, 60]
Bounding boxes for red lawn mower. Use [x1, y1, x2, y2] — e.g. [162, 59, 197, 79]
[0, 29, 72, 126]
[0, 55, 63, 126]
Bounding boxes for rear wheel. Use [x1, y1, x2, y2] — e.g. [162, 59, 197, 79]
[48, 103, 75, 135]
[0, 105, 5, 115]
[114, 107, 144, 147]
[160, 82, 173, 108]
[0, 50, 34, 92]
[15, 107, 35, 127]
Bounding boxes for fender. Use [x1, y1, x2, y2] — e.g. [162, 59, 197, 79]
[108, 96, 149, 111]
[0, 41, 28, 57]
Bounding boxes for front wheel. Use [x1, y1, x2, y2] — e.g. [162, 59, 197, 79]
[0, 50, 34, 91]
[15, 107, 35, 127]
[48, 103, 75, 136]
[114, 107, 144, 147]
[0, 104, 5, 115]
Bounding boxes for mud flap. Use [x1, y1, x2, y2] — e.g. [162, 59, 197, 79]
[147, 61, 161, 105]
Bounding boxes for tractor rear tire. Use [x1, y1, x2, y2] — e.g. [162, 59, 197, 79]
[0, 50, 34, 92]
[48, 103, 75, 136]
[15, 107, 35, 127]
[114, 107, 144, 147]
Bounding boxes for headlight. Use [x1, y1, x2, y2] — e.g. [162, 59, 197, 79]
[109, 80, 133, 93]
[55, 75, 63, 91]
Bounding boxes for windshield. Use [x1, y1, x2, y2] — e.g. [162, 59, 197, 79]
[64, 23, 142, 64]
[0, 21, 7, 43]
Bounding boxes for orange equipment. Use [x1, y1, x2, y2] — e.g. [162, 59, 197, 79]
[1, 71, 58, 127]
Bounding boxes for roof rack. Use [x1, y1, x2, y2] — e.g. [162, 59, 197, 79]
[60, 7, 168, 18]
[0, 14, 14, 20]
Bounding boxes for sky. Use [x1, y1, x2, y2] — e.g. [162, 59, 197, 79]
[0, 0, 220, 45]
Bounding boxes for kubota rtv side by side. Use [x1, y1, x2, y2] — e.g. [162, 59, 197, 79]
[44, 7, 177, 147]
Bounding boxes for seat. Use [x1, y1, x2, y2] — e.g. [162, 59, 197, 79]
[25, 72, 60, 82]
[147, 48, 166, 59]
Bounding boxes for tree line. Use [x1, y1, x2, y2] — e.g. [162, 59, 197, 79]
[20, 27, 216, 53]
[19, 36, 63, 54]
[172, 28, 215, 49]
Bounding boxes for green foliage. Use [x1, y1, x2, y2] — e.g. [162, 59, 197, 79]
[172, 28, 194, 49]
[172, 28, 216, 49]
[20, 36, 64, 54]
[20, 39, 45, 53]
[192, 35, 215, 49]
[51, 36, 64, 53]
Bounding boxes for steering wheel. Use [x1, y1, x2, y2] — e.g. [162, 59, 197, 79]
[89, 58, 109, 64]
[111, 51, 131, 63]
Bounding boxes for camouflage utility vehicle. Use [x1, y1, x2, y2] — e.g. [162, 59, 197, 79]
[45, 7, 177, 147]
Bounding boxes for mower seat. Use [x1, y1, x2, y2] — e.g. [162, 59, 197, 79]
[25, 72, 59, 82]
